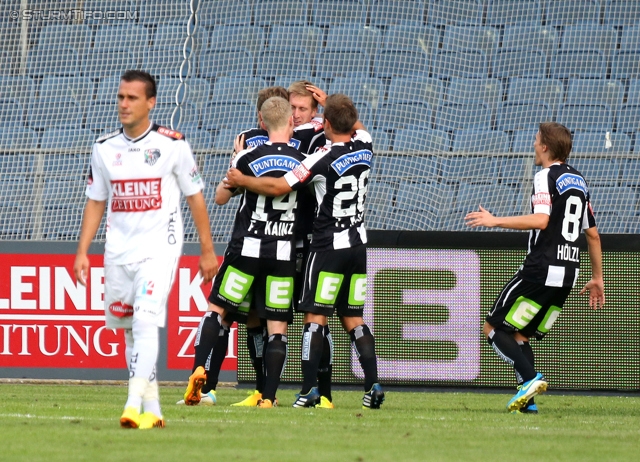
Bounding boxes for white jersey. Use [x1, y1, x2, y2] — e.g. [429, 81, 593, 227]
[86, 123, 204, 265]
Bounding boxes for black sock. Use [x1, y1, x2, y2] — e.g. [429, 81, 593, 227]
[350, 324, 378, 392]
[487, 329, 536, 383]
[193, 312, 221, 371]
[519, 341, 536, 404]
[300, 323, 324, 394]
[317, 324, 333, 401]
[262, 334, 288, 402]
[246, 326, 265, 393]
[203, 324, 229, 394]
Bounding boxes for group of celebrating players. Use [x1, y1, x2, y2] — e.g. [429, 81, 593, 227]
[73, 70, 605, 429]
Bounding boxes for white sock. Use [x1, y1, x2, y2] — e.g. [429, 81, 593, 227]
[124, 318, 159, 410]
[142, 373, 162, 417]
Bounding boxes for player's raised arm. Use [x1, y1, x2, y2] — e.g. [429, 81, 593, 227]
[224, 167, 293, 197]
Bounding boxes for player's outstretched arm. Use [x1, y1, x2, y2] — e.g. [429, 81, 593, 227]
[74, 199, 106, 286]
[224, 167, 292, 197]
[579, 226, 605, 310]
[465, 205, 549, 230]
[185, 192, 219, 284]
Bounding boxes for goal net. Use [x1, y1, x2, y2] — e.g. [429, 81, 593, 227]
[0, 0, 638, 242]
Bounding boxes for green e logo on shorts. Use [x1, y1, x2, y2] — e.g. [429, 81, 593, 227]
[315, 272, 345, 305]
[266, 276, 294, 310]
[537, 305, 562, 334]
[348, 274, 367, 306]
[505, 296, 541, 330]
[220, 266, 254, 304]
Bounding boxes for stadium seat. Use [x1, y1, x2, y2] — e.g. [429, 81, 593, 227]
[506, 78, 564, 117]
[143, 23, 206, 78]
[0, 99, 24, 127]
[253, 0, 310, 26]
[497, 102, 552, 132]
[565, 79, 624, 115]
[393, 129, 451, 153]
[611, 25, 640, 79]
[374, 49, 430, 78]
[616, 105, 640, 133]
[37, 24, 93, 55]
[312, 0, 367, 27]
[373, 154, 440, 181]
[394, 181, 452, 228]
[388, 76, 444, 112]
[453, 183, 517, 220]
[95, 76, 122, 103]
[365, 181, 398, 229]
[84, 1, 140, 25]
[569, 158, 620, 186]
[212, 128, 241, 151]
[257, 51, 311, 79]
[561, 25, 618, 64]
[501, 25, 559, 59]
[201, 102, 256, 131]
[268, 25, 323, 56]
[27, 98, 84, 131]
[208, 25, 265, 56]
[0, 124, 38, 150]
[212, 77, 268, 105]
[451, 130, 510, 153]
[442, 26, 500, 57]
[140, 1, 191, 26]
[604, 0, 640, 27]
[589, 186, 638, 216]
[82, 48, 139, 80]
[441, 155, 499, 184]
[152, 103, 198, 129]
[545, 0, 602, 26]
[0, 76, 36, 107]
[434, 103, 491, 131]
[431, 50, 488, 79]
[594, 211, 629, 233]
[198, 49, 255, 79]
[39, 76, 94, 110]
[628, 79, 640, 104]
[572, 132, 631, 154]
[0, 195, 31, 238]
[376, 102, 432, 130]
[182, 129, 213, 150]
[427, 0, 484, 26]
[384, 24, 440, 53]
[40, 129, 96, 150]
[557, 104, 613, 132]
[370, 0, 426, 26]
[510, 130, 538, 153]
[445, 78, 503, 113]
[373, 25, 438, 78]
[329, 77, 386, 110]
[486, 0, 543, 26]
[620, 158, 640, 186]
[551, 50, 608, 79]
[86, 103, 118, 133]
[27, 46, 80, 78]
[316, 50, 371, 79]
[94, 24, 150, 64]
[370, 130, 391, 151]
[198, 0, 253, 27]
[491, 49, 548, 79]
[498, 155, 538, 184]
[40, 155, 89, 179]
[325, 24, 381, 58]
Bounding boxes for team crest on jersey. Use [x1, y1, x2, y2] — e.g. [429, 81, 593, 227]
[556, 173, 587, 195]
[331, 149, 372, 176]
[113, 152, 123, 167]
[246, 135, 269, 148]
[249, 155, 301, 177]
[144, 149, 161, 166]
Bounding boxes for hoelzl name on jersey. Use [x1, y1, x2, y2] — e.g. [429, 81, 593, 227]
[249, 155, 301, 177]
[331, 150, 373, 176]
[111, 178, 162, 212]
[556, 173, 587, 195]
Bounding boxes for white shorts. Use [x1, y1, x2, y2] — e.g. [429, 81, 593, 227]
[104, 257, 179, 329]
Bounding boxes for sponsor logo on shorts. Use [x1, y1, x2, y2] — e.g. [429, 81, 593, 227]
[144, 149, 161, 166]
[111, 178, 162, 212]
[109, 301, 133, 318]
[331, 149, 372, 176]
[249, 155, 301, 177]
[556, 173, 588, 195]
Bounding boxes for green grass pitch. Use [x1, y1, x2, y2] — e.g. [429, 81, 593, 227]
[1, 383, 639, 461]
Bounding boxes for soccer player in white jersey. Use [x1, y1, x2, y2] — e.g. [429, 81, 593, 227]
[73, 70, 219, 429]
[465, 122, 605, 413]
[225, 94, 385, 409]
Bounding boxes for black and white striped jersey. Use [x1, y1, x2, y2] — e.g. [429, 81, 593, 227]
[519, 162, 597, 288]
[284, 130, 373, 252]
[227, 142, 306, 261]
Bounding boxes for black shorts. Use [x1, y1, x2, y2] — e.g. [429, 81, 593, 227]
[208, 252, 296, 323]
[486, 273, 572, 340]
[298, 245, 367, 318]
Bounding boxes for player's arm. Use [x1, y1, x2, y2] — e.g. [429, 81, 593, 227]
[74, 199, 106, 286]
[306, 84, 327, 107]
[224, 168, 293, 197]
[579, 226, 605, 309]
[215, 179, 243, 205]
[185, 191, 219, 284]
[465, 205, 550, 230]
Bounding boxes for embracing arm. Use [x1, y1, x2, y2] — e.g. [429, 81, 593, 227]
[224, 168, 293, 197]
